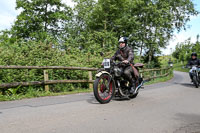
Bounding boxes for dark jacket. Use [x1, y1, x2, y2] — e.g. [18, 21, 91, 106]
[187, 58, 200, 66]
[111, 46, 134, 64]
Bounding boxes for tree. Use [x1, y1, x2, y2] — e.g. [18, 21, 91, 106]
[67, 0, 198, 67]
[172, 36, 200, 63]
[12, 0, 72, 40]
[65, 0, 97, 49]
[130, 0, 198, 66]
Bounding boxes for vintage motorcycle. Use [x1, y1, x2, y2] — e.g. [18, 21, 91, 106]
[190, 65, 200, 88]
[93, 58, 144, 104]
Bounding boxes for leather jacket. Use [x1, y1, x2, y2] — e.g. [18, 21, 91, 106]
[111, 46, 134, 64]
[187, 58, 200, 66]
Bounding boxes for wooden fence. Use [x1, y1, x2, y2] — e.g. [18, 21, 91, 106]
[0, 66, 171, 90]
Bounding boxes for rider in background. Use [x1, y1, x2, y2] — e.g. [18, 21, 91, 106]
[111, 37, 137, 93]
[187, 52, 200, 82]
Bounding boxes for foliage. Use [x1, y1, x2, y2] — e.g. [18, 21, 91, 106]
[69, 0, 198, 66]
[12, 0, 72, 40]
[172, 35, 200, 63]
[0, 39, 110, 95]
[173, 63, 189, 73]
[142, 50, 161, 68]
[145, 69, 173, 85]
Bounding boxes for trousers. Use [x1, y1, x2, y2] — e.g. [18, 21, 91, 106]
[123, 65, 135, 85]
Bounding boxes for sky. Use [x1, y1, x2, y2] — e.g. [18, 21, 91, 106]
[0, 0, 74, 30]
[162, 0, 200, 55]
[0, 0, 199, 55]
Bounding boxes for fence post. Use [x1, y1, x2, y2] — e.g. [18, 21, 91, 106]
[88, 71, 93, 89]
[168, 67, 171, 75]
[148, 70, 151, 80]
[154, 71, 157, 80]
[44, 70, 49, 91]
[2, 89, 6, 95]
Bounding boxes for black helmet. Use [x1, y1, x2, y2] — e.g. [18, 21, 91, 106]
[191, 52, 197, 57]
[118, 37, 128, 44]
[118, 37, 128, 50]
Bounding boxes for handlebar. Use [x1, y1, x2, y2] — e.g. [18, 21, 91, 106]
[111, 60, 130, 66]
[186, 65, 200, 69]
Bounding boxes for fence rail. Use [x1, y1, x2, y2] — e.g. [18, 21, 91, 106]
[0, 65, 171, 90]
[0, 66, 98, 71]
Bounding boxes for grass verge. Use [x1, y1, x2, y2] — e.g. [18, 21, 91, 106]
[144, 72, 174, 85]
[173, 67, 189, 73]
[173, 63, 189, 73]
[0, 88, 93, 102]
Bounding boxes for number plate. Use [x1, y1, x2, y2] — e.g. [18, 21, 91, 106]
[102, 59, 110, 69]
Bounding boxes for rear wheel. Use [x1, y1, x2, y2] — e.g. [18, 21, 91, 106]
[93, 74, 115, 104]
[193, 76, 199, 88]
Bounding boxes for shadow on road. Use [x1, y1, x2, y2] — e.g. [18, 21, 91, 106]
[174, 113, 200, 133]
[86, 96, 131, 104]
[86, 98, 100, 104]
[180, 83, 194, 88]
[113, 97, 131, 101]
[174, 82, 195, 88]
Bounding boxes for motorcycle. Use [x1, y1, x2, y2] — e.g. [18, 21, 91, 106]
[93, 58, 144, 104]
[190, 65, 200, 88]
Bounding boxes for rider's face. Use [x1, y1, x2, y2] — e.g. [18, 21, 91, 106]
[119, 43, 125, 49]
[192, 56, 197, 59]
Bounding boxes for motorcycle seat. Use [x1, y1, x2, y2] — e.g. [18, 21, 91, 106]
[134, 63, 144, 68]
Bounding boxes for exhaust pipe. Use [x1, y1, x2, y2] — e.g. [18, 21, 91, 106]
[134, 81, 144, 93]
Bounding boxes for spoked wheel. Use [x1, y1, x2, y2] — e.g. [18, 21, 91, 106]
[193, 76, 199, 88]
[93, 74, 115, 104]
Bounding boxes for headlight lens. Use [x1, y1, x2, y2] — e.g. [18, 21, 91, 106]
[114, 67, 122, 77]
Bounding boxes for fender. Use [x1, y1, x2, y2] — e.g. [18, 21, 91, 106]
[95, 71, 112, 78]
[95, 71, 116, 95]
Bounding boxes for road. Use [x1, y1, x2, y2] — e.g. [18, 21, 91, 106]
[0, 71, 200, 133]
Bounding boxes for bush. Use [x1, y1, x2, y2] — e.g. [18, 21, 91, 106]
[0, 40, 112, 95]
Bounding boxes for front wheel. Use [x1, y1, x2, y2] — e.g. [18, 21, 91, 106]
[193, 76, 199, 88]
[93, 74, 115, 104]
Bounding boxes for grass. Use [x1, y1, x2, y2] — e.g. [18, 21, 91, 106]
[173, 63, 189, 73]
[0, 88, 93, 101]
[173, 67, 189, 72]
[144, 72, 174, 85]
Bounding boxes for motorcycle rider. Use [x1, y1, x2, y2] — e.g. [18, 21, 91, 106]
[111, 37, 138, 94]
[187, 52, 200, 82]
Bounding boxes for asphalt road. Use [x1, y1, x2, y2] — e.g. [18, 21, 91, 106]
[0, 71, 200, 133]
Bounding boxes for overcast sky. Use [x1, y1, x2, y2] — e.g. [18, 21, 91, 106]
[161, 0, 200, 55]
[0, 0, 74, 30]
[0, 0, 199, 55]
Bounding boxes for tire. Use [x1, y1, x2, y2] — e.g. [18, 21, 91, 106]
[93, 74, 115, 104]
[193, 76, 199, 88]
[129, 92, 139, 99]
